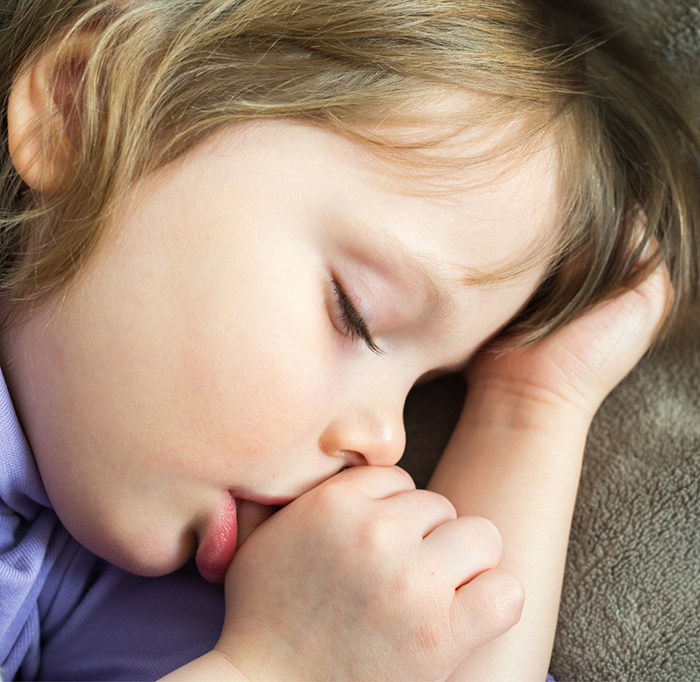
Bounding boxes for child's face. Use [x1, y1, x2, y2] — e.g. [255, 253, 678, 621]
[3, 120, 561, 581]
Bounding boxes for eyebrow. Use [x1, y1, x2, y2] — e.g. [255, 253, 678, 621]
[376, 229, 456, 321]
[386, 219, 557, 298]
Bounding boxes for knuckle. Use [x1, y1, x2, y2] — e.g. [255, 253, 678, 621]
[464, 516, 503, 558]
[416, 612, 454, 656]
[380, 464, 417, 490]
[431, 491, 458, 518]
[454, 570, 524, 648]
[412, 489, 457, 517]
[356, 513, 396, 555]
[307, 477, 354, 516]
[479, 570, 525, 629]
[339, 463, 415, 490]
[394, 464, 417, 484]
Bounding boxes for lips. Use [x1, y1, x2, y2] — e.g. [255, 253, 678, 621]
[195, 493, 238, 583]
[195, 493, 288, 583]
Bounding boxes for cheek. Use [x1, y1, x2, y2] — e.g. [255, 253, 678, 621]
[184, 310, 336, 465]
[177, 259, 338, 460]
[167, 201, 340, 462]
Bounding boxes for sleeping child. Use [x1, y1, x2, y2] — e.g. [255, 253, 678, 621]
[1, 0, 698, 680]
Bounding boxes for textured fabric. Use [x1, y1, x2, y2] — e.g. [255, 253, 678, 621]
[0, 370, 65, 680]
[0, 370, 225, 681]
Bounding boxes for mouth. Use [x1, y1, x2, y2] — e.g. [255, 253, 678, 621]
[195, 493, 238, 583]
[195, 492, 290, 583]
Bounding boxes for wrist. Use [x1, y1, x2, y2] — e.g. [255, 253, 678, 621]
[461, 379, 596, 437]
[211, 639, 289, 682]
[161, 648, 253, 681]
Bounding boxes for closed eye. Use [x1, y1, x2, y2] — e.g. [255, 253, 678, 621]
[331, 277, 383, 355]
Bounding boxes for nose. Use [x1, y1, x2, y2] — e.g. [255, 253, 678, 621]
[320, 403, 407, 468]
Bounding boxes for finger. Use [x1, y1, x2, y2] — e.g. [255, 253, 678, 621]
[330, 464, 416, 500]
[450, 567, 524, 654]
[626, 259, 672, 338]
[236, 499, 279, 548]
[422, 515, 503, 585]
[580, 260, 672, 380]
[381, 488, 457, 537]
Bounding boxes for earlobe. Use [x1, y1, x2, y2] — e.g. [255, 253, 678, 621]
[7, 42, 82, 194]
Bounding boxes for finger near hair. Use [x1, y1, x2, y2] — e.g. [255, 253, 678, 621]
[629, 259, 673, 338]
[450, 567, 525, 654]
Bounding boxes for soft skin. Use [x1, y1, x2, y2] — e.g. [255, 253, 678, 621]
[1, 119, 561, 579]
[164, 268, 671, 682]
[432, 262, 671, 681]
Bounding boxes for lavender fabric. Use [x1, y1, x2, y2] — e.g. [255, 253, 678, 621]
[0, 370, 224, 681]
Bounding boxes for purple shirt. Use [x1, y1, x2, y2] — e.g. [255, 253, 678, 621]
[0, 371, 224, 680]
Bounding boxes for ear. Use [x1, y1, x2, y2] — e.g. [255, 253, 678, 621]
[7, 36, 90, 194]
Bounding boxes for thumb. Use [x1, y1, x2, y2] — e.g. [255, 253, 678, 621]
[236, 500, 278, 548]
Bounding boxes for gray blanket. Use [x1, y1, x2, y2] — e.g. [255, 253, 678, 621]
[400, 2, 700, 679]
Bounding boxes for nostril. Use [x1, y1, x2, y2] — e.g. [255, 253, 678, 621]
[339, 450, 369, 468]
[320, 410, 405, 468]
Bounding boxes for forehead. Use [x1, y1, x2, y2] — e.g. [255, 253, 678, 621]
[229, 116, 562, 328]
[117, 115, 563, 372]
[320, 107, 565, 283]
[219, 114, 563, 280]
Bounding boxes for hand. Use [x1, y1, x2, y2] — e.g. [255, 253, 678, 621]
[213, 466, 524, 681]
[467, 265, 671, 420]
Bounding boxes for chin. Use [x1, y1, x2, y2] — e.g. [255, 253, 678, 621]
[77, 525, 197, 578]
[116, 554, 190, 578]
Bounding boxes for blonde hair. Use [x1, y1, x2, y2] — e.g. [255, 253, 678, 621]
[1, 0, 698, 342]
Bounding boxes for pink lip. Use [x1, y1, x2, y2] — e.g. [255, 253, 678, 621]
[195, 491, 294, 583]
[196, 493, 238, 583]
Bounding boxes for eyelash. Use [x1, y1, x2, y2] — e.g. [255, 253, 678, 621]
[331, 277, 383, 355]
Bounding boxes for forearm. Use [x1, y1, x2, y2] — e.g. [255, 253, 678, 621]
[428, 385, 591, 681]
